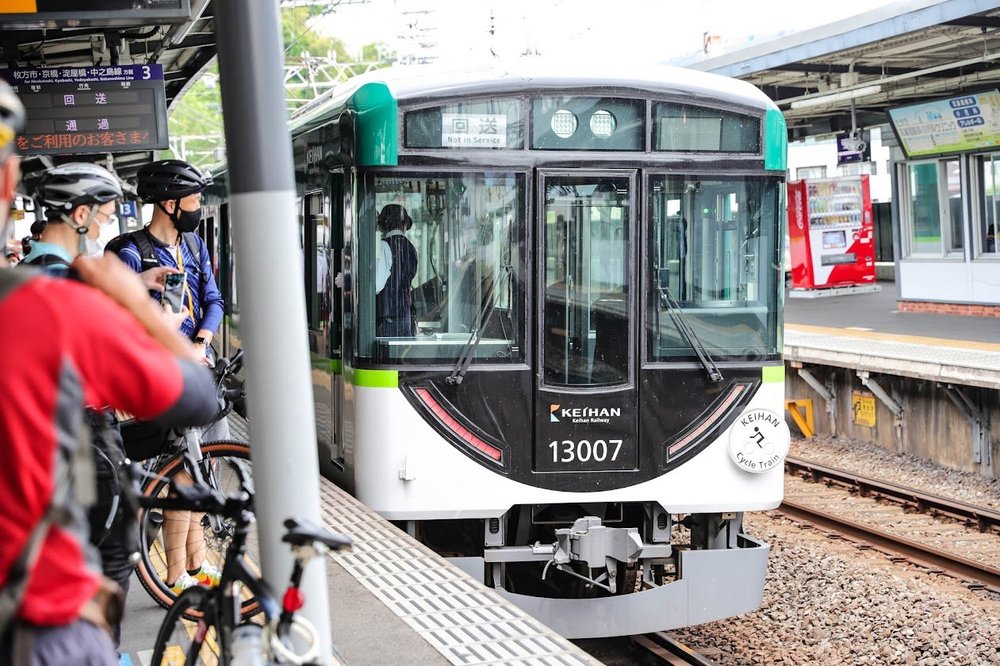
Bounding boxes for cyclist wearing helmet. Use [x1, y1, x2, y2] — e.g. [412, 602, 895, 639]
[21, 163, 123, 276]
[114, 159, 223, 356]
[113, 159, 228, 593]
[0, 81, 218, 666]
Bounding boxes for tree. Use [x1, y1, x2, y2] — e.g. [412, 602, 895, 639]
[163, 5, 390, 168]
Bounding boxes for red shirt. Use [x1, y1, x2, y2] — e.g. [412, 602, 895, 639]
[0, 275, 184, 625]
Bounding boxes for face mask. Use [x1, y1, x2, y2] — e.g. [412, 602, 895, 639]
[173, 206, 202, 233]
[81, 237, 104, 257]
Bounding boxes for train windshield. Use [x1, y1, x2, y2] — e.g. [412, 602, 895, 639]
[648, 176, 781, 361]
[359, 172, 526, 363]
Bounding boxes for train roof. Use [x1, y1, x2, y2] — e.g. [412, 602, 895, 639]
[290, 61, 778, 135]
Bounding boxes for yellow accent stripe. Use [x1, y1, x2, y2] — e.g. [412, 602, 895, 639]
[762, 365, 784, 383]
[786, 323, 1000, 352]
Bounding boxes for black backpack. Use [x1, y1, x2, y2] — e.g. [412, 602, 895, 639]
[105, 227, 202, 275]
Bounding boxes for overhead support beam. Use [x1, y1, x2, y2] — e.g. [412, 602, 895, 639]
[771, 62, 916, 77]
[943, 16, 1000, 28]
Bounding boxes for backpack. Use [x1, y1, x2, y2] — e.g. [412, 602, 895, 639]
[105, 227, 202, 276]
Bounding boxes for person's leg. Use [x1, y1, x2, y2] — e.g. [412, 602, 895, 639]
[185, 512, 207, 571]
[164, 508, 192, 586]
[97, 520, 133, 647]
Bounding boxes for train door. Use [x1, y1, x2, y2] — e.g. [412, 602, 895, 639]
[329, 172, 345, 466]
[535, 171, 638, 472]
[304, 191, 336, 460]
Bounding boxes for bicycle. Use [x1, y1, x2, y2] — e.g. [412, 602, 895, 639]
[128, 456, 351, 665]
[132, 348, 260, 617]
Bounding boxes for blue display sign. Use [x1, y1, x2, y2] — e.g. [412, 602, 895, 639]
[1, 65, 168, 156]
[888, 89, 1000, 158]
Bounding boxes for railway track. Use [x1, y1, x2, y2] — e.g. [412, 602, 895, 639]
[781, 456, 1000, 594]
[630, 633, 717, 665]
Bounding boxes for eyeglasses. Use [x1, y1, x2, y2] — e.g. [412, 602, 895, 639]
[94, 209, 119, 226]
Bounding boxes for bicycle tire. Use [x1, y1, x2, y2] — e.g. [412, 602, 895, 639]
[135, 439, 262, 619]
[149, 585, 218, 666]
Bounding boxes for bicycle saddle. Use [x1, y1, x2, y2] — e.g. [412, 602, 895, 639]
[282, 517, 352, 551]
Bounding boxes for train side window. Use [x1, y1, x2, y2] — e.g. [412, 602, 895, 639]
[647, 175, 780, 361]
[357, 172, 526, 365]
[303, 192, 331, 346]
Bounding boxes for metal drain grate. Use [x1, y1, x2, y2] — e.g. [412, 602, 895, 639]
[319, 480, 597, 666]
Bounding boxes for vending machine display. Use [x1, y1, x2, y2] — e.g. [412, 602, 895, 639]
[787, 176, 876, 289]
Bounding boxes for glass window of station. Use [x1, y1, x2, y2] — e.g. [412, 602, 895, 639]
[897, 153, 1000, 259]
[357, 172, 526, 363]
[646, 176, 781, 362]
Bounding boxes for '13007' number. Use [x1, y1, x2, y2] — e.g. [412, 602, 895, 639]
[548, 439, 623, 464]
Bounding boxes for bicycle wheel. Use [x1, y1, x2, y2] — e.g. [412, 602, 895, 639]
[136, 440, 262, 619]
[150, 586, 220, 666]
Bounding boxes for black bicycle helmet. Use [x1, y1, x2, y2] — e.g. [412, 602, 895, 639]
[35, 162, 124, 218]
[0, 79, 25, 160]
[136, 159, 212, 202]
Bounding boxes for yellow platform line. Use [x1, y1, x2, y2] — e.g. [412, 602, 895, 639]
[785, 323, 1000, 353]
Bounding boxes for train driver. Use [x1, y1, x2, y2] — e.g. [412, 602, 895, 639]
[375, 203, 417, 337]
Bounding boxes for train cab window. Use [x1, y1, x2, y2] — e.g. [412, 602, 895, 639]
[542, 176, 631, 387]
[653, 103, 761, 153]
[647, 176, 780, 361]
[405, 99, 523, 149]
[357, 172, 525, 364]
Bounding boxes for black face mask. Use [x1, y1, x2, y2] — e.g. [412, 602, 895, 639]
[173, 206, 202, 233]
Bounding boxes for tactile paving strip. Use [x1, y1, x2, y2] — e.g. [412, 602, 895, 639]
[318, 480, 597, 666]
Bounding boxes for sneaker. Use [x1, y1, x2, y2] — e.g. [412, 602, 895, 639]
[194, 563, 221, 587]
[169, 573, 199, 595]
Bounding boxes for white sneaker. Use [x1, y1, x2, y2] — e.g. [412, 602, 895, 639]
[169, 572, 199, 595]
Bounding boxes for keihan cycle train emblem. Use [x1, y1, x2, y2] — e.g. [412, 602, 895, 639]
[728, 408, 790, 473]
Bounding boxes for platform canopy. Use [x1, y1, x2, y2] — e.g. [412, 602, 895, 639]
[0, 0, 215, 178]
[688, 0, 1000, 140]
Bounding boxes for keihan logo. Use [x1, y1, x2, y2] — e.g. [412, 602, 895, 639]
[550, 404, 560, 423]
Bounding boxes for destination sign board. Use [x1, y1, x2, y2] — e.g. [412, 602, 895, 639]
[1, 65, 168, 156]
[0, 1, 189, 28]
[888, 90, 1000, 158]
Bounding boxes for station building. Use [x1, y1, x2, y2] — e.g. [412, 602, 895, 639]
[690, 0, 1000, 315]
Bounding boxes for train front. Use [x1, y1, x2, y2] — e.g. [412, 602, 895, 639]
[336, 70, 790, 638]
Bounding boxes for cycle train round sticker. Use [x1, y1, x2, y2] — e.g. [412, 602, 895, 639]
[728, 407, 790, 473]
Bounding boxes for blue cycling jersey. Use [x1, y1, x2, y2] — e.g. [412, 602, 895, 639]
[117, 230, 224, 339]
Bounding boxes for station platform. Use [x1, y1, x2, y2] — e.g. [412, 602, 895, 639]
[784, 283, 1000, 389]
[120, 417, 597, 666]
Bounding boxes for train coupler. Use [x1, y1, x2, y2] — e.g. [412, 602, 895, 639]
[538, 517, 642, 593]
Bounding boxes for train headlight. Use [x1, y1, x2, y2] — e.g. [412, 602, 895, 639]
[551, 110, 578, 138]
[589, 110, 616, 138]
[727, 407, 790, 474]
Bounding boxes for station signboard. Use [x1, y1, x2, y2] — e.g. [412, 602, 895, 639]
[888, 89, 1000, 158]
[1, 65, 168, 156]
[0, 1, 189, 28]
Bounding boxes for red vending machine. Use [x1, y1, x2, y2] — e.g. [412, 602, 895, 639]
[787, 176, 876, 290]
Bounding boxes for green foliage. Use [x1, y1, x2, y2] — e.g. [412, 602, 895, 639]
[163, 6, 390, 169]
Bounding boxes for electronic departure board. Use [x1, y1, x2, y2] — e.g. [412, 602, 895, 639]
[0, 1, 189, 28]
[1, 65, 168, 156]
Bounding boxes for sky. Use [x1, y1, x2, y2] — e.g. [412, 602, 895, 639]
[316, 0, 904, 67]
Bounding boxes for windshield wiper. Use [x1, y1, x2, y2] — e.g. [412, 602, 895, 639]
[656, 284, 724, 383]
[446, 263, 513, 386]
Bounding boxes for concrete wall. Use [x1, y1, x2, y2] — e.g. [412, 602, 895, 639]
[785, 365, 999, 479]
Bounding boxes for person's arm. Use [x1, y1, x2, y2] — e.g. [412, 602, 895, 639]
[73, 253, 201, 362]
[195, 237, 224, 344]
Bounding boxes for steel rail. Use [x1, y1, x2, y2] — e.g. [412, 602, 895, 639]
[776, 499, 1000, 594]
[785, 456, 1000, 533]
[631, 633, 718, 666]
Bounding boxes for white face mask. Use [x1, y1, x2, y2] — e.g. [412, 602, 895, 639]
[81, 236, 105, 257]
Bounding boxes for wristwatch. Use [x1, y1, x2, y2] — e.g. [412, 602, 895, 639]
[194, 336, 207, 346]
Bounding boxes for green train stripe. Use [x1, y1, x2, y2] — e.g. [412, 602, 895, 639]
[764, 108, 787, 172]
[762, 365, 784, 384]
[346, 367, 399, 388]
